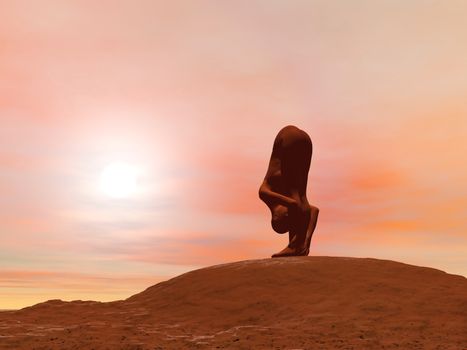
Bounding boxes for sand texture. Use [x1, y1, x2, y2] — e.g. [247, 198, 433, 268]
[0, 256, 466, 349]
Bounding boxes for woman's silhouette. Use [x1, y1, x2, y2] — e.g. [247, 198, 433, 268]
[259, 125, 319, 257]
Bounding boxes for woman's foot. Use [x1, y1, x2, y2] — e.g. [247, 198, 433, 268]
[271, 229, 308, 257]
[271, 244, 309, 257]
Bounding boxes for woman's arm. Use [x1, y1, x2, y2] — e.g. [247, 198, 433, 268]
[258, 181, 298, 209]
[259, 134, 299, 209]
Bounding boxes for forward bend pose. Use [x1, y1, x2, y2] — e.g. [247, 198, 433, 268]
[259, 125, 319, 257]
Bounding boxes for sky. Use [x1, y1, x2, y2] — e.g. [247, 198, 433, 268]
[1, 0, 466, 309]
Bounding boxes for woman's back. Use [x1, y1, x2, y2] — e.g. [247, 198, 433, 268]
[271, 125, 312, 198]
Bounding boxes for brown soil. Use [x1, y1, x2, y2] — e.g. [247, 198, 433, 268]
[1, 256, 466, 349]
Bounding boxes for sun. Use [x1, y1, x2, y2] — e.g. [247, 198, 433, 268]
[99, 162, 139, 198]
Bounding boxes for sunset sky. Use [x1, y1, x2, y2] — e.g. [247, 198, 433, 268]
[1, 1, 466, 309]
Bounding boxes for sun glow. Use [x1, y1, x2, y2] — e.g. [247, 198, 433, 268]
[99, 162, 140, 198]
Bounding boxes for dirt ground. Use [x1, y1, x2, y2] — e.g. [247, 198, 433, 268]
[1, 256, 466, 349]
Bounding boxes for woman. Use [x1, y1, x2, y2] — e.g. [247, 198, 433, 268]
[258, 125, 319, 257]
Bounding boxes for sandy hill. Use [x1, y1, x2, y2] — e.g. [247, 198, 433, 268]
[0, 256, 465, 349]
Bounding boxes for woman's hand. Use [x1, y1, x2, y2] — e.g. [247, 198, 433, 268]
[287, 198, 310, 222]
[259, 183, 298, 209]
[286, 197, 298, 210]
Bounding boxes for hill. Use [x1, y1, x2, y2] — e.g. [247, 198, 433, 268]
[0, 256, 465, 349]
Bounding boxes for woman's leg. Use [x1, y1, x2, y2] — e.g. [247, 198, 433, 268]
[271, 126, 314, 257]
